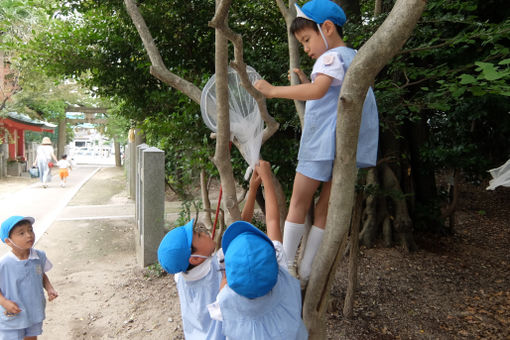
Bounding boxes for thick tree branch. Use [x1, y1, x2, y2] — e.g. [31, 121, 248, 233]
[303, 0, 427, 337]
[211, 0, 241, 222]
[123, 0, 202, 104]
[210, 4, 279, 144]
[276, 0, 305, 125]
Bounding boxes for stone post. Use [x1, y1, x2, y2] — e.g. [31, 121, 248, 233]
[135, 145, 165, 267]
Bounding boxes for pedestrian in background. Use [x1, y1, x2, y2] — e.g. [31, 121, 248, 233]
[32, 137, 57, 188]
[56, 154, 72, 188]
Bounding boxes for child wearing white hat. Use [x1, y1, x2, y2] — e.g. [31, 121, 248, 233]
[255, 0, 379, 281]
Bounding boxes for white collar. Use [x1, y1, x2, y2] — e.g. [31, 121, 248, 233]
[181, 255, 213, 282]
[7, 248, 38, 261]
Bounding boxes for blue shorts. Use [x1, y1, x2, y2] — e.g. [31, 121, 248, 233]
[0, 322, 43, 340]
[296, 159, 334, 182]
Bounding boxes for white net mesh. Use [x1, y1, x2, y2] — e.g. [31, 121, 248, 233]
[200, 66, 264, 177]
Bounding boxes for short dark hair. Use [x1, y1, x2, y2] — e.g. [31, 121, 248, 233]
[9, 220, 32, 238]
[290, 17, 343, 38]
[62, 154, 67, 159]
[185, 221, 208, 272]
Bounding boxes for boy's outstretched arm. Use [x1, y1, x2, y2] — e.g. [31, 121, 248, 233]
[255, 160, 281, 243]
[254, 74, 332, 101]
[241, 169, 262, 222]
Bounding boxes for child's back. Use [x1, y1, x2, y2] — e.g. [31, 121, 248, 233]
[213, 222, 307, 339]
[208, 161, 308, 339]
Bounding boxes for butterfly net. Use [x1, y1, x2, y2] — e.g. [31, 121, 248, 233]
[200, 66, 264, 178]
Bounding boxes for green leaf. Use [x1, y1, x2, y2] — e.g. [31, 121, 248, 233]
[459, 74, 476, 84]
[475, 61, 506, 81]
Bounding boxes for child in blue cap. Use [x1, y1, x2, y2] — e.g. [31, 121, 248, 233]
[157, 169, 264, 340]
[0, 216, 58, 340]
[207, 161, 308, 339]
[255, 0, 379, 281]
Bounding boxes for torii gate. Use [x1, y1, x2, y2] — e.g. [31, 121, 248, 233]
[59, 106, 121, 166]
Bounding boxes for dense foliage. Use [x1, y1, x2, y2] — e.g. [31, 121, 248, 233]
[9, 0, 510, 231]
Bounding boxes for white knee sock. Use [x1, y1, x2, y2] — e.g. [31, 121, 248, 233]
[283, 221, 305, 267]
[298, 225, 324, 280]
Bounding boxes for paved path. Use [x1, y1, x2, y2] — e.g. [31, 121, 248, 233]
[0, 165, 183, 258]
[0, 166, 101, 256]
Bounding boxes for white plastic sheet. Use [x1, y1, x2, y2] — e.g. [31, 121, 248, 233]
[201, 66, 264, 179]
[486, 159, 510, 190]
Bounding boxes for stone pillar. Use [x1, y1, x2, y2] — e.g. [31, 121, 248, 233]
[135, 145, 165, 267]
[128, 128, 144, 200]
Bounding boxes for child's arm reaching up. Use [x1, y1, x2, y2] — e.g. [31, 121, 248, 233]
[241, 169, 262, 222]
[255, 161, 281, 243]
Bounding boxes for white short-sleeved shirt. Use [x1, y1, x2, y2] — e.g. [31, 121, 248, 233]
[174, 251, 225, 340]
[299, 46, 379, 168]
[56, 160, 71, 169]
[36, 145, 54, 162]
[0, 249, 52, 330]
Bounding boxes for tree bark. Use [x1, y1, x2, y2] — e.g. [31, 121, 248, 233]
[303, 1, 426, 337]
[210, 0, 241, 223]
[343, 189, 363, 317]
[359, 168, 378, 247]
[114, 139, 121, 167]
[200, 169, 214, 230]
[381, 162, 415, 251]
[276, 0, 305, 124]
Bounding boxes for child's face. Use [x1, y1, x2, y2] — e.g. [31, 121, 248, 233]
[8, 222, 35, 250]
[295, 26, 327, 60]
[191, 231, 216, 259]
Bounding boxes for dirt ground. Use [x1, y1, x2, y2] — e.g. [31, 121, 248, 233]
[34, 169, 509, 339]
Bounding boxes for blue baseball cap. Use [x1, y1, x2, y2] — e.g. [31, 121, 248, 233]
[1, 216, 35, 243]
[222, 221, 278, 299]
[296, 0, 347, 27]
[157, 219, 194, 274]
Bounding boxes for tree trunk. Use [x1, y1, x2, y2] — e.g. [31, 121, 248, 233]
[211, 0, 241, 223]
[359, 167, 378, 247]
[381, 162, 415, 251]
[406, 117, 437, 203]
[276, 0, 305, 124]
[343, 189, 363, 317]
[303, 1, 426, 337]
[114, 139, 121, 167]
[200, 169, 214, 230]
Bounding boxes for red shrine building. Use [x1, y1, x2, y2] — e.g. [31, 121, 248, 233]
[0, 112, 56, 161]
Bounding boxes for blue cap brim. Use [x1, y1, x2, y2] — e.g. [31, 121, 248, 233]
[1, 216, 35, 243]
[222, 221, 273, 253]
[157, 219, 194, 274]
